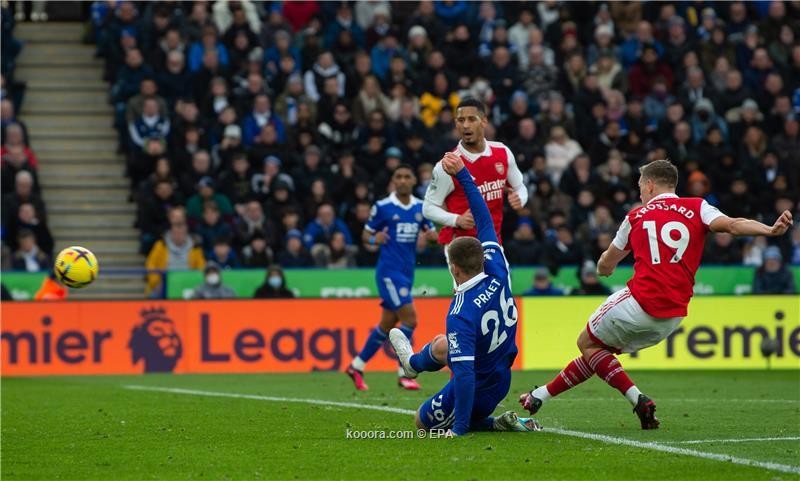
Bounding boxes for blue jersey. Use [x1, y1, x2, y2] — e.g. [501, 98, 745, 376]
[365, 193, 433, 310]
[365, 193, 433, 280]
[446, 167, 519, 435]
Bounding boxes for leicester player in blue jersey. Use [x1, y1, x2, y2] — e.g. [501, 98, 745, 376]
[346, 164, 438, 391]
[390, 152, 541, 435]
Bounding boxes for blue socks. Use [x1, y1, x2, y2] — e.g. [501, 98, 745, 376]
[353, 326, 388, 370]
[410, 342, 445, 373]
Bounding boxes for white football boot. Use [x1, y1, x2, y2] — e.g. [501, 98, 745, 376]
[389, 328, 418, 379]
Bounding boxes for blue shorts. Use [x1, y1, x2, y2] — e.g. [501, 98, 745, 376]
[376, 272, 413, 310]
[417, 372, 512, 431]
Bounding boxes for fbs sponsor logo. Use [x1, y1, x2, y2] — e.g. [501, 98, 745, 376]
[128, 308, 182, 373]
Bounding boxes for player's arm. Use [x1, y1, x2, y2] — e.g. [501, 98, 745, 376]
[442, 153, 497, 245]
[362, 204, 390, 248]
[599, 217, 632, 277]
[423, 161, 474, 229]
[709, 210, 793, 237]
[504, 146, 528, 210]
[447, 315, 477, 436]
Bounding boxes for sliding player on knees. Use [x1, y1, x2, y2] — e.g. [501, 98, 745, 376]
[390, 152, 541, 435]
[519, 160, 793, 429]
[346, 164, 438, 391]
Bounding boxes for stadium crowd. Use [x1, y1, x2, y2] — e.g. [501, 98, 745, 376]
[1, 5, 55, 276]
[42, 1, 800, 296]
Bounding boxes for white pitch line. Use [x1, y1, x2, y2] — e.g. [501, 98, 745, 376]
[124, 385, 800, 476]
[667, 437, 800, 445]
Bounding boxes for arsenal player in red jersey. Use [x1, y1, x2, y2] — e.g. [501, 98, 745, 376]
[423, 98, 528, 249]
[519, 160, 794, 429]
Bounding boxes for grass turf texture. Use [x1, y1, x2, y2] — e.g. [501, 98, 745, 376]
[2, 370, 799, 481]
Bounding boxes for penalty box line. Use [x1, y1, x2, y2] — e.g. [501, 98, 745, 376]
[124, 385, 800, 476]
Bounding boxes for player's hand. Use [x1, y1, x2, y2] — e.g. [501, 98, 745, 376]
[441, 152, 464, 175]
[769, 210, 793, 236]
[423, 226, 439, 242]
[507, 188, 523, 210]
[374, 227, 391, 244]
[455, 211, 475, 230]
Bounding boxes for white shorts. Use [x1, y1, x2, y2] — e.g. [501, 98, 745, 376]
[586, 288, 683, 354]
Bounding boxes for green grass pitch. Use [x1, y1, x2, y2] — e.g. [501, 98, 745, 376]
[2, 370, 799, 480]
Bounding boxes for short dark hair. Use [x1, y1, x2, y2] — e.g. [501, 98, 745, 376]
[456, 97, 486, 117]
[447, 237, 484, 277]
[639, 159, 678, 188]
[393, 163, 415, 175]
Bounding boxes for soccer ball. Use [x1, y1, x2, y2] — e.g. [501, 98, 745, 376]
[54, 246, 99, 288]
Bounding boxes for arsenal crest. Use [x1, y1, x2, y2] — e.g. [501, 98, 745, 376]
[495, 162, 505, 175]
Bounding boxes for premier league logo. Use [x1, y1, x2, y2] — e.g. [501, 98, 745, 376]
[128, 308, 183, 373]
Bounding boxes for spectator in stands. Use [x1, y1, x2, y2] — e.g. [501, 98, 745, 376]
[572, 260, 612, 296]
[241, 230, 272, 268]
[312, 230, 357, 268]
[277, 229, 313, 268]
[304, 50, 346, 102]
[704, 233, 743, 264]
[2, 170, 45, 231]
[9, 202, 52, 256]
[191, 262, 235, 299]
[11, 229, 50, 272]
[544, 126, 582, 185]
[318, 101, 359, 156]
[186, 176, 234, 224]
[195, 203, 233, 256]
[523, 268, 565, 296]
[753, 247, 797, 294]
[156, 50, 192, 109]
[254, 265, 295, 298]
[188, 25, 229, 73]
[145, 208, 205, 296]
[179, 150, 213, 197]
[242, 93, 286, 146]
[128, 97, 171, 150]
[207, 236, 240, 269]
[1, 144, 38, 195]
[1, 123, 37, 168]
[137, 179, 183, 254]
[235, 199, 273, 248]
[303, 203, 352, 250]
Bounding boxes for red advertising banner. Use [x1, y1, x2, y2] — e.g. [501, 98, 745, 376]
[1, 299, 524, 376]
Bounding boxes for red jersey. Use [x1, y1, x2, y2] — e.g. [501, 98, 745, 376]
[423, 141, 526, 245]
[612, 194, 724, 318]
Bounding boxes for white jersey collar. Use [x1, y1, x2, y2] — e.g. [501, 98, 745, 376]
[457, 140, 491, 162]
[389, 192, 417, 210]
[456, 272, 488, 293]
[647, 193, 679, 204]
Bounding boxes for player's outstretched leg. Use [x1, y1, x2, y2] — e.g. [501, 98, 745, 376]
[586, 348, 658, 429]
[390, 329, 447, 378]
[347, 310, 397, 390]
[395, 306, 421, 390]
[491, 411, 543, 432]
[519, 355, 595, 415]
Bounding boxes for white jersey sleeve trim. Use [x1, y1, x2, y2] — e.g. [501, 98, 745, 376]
[502, 144, 529, 206]
[612, 217, 632, 250]
[700, 200, 725, 226]
[423, 162, 458, 227]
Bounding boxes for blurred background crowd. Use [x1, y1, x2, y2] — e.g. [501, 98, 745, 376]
[2, 1, 799, 297]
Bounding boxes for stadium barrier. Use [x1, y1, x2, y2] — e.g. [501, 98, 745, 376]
[521, 296, 800, 370]
[0, 298, 522, 376]
[2, 296, 797, 376]
[4, 267, 799, 300]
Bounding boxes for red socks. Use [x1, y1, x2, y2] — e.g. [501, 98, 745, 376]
[544, 356, 594, 397]
[542, 350, 635, 399]
[588, 350, 634, 395]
